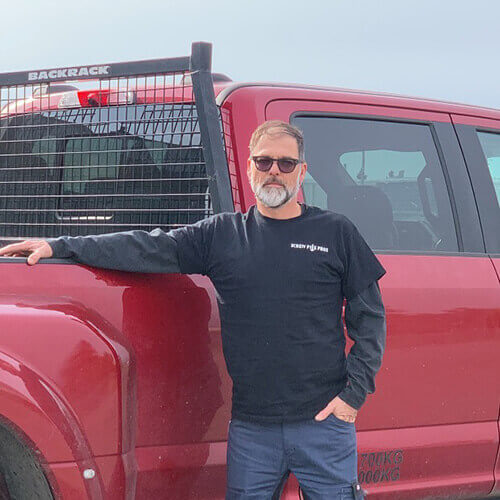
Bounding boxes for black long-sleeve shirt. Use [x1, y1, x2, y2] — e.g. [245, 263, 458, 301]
[48, 204, 386, 421]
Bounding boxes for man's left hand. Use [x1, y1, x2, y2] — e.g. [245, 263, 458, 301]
[314, 396, 358, 423]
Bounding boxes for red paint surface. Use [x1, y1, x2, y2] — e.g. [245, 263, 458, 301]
[0, 83, 498, 499]
[489, 257, 500, 497]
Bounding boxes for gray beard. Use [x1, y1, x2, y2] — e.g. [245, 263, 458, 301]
[250, 175, 301, 209]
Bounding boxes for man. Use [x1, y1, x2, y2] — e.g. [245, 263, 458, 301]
[0, 120, 386, 500]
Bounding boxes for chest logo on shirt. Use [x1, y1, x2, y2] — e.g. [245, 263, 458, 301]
[290, 242, 329, 253]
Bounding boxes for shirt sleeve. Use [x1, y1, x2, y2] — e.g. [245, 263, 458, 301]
[47, 228, 181, 273]
[337, 280, 387, 410]
[47, 215, 217, 275]
[340, 217, 387, 300]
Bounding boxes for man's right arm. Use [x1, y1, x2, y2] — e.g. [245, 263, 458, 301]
[46, 228, 181, 273]
[0, 215, 216, 274]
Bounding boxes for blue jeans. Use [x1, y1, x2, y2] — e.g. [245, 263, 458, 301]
[226, 414, 364, 499]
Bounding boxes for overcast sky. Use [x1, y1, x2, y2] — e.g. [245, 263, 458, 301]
[2, 0, 498, 109]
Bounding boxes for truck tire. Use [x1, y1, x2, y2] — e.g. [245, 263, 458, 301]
[0, 422, 54, 500]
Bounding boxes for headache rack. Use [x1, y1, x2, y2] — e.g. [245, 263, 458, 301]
[0, 42, 233, 239]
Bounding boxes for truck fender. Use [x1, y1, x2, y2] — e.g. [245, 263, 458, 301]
[0, 297, 137, 462]
[0, 349, 106, 498]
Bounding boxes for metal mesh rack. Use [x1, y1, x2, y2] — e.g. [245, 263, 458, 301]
[0, 42, 232, 239]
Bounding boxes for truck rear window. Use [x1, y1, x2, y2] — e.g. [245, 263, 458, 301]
[0, 103, 212, 238]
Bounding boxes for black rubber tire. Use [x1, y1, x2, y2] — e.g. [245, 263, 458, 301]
[0, 422, 54, 500]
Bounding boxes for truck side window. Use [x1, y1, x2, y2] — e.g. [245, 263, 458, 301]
[293, 116, 458, 252]
[477, 131, 500, 206]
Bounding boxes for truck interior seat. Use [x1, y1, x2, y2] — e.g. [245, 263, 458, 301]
[329, 185, 398, 250]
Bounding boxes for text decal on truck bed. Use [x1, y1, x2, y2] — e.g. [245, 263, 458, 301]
[359, 449, 404, 485]
[28, 66, 111, 81]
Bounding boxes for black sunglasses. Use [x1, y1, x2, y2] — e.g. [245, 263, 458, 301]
[251, 156, 301, 174]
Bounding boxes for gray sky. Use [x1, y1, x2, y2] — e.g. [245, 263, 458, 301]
[2, 0, 499, 109]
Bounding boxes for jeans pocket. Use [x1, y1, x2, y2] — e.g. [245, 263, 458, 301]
[328, 413, 355, 426]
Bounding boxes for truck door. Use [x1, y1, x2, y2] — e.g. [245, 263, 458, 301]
[266, 100, 500, 499]
[452, 113, 500, 498]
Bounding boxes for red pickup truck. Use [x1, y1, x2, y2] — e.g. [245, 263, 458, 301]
[0, 42, 498, 500]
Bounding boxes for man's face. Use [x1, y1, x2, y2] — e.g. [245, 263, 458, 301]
[247, 132, 307, 209]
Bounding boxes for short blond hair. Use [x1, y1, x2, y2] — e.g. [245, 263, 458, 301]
[249, 120, 305, 161]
